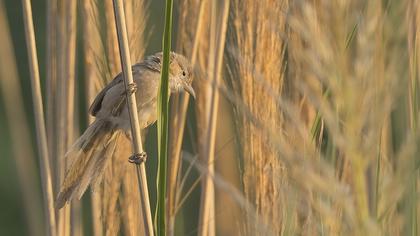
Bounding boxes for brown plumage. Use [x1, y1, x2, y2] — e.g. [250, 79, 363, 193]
[56, 52, 194, 209]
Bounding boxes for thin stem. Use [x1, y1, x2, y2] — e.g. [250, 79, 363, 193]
[45, 0, 57, 167]
[82, 0, 103, 235]
[21, 0, 57, 235]
[198, 1, 230, 235]
[0, 3, 43, 235]
[112, 1, 154, 235]
[156, 0, 174, 235]
[167, 1, 207, 234]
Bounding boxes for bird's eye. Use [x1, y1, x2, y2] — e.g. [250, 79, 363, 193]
[182, 71, 186, 77]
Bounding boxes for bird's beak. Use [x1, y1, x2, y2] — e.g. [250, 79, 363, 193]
[183, 84, 196, 99]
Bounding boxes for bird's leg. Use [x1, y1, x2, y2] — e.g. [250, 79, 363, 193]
[128, 152, 147, 164]
[123, 83, 143, 163]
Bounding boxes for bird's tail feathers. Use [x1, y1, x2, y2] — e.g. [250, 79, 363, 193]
[56, 119, 125, 209]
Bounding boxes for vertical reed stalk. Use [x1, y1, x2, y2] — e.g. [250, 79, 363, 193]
[112, 1, 154, 235]
[82, 0, 103, 235]
[106, 0, 122, 75]
[0, 3, 43, 235]
[56, 0, 78, 235]
[156, 0, 174, 235]
[407, 1, 419, 234]
[21, 0, 57, 235]
[167, 1, 207, 234]
[64, 1, 79, 235]
[197, 1, 230, 235]
[56, 3, 68, 236]
[46, 0, 57, 167]
[197, 2, 216, 235]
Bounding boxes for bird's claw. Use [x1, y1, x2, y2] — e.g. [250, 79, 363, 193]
[128, 152, 147, 164]
[126, 83, 137, 96]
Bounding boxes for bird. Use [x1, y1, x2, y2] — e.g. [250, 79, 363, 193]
[55, 52, 194, 209]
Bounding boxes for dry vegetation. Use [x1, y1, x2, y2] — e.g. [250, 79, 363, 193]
[0, 0, 418, 235]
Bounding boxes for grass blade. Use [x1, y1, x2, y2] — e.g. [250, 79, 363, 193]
[156, 0, 174, 235]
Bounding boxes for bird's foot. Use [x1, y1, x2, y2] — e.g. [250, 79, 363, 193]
[126, 83, 137, 95]
[128, 152, 147, 164]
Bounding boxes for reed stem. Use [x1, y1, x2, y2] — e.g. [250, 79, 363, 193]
[112, 0, 154, 235]
[0, 3, 43, 234]
[167, 1, 207, 234]
[21, 0, 57, 235]
[198, 1, 230, 235]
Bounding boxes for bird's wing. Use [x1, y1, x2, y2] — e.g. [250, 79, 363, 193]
[89, 74, 123, 117]
[89, 62, 161, 117]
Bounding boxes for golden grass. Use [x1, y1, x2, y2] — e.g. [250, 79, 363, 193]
[222, 0, 419, 235]
[227, 0, 289, 234]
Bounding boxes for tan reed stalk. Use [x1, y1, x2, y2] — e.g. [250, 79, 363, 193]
[197, 2, 216, 235]
[56, 0, 78, 235]
[54, 0, 64, 152]
[106, 0, 122, 75]
[55, 2, 69, 235]
[46, 0, 58, 167]
[21, 0, 57, 235]
[408, 0, 419, 130]
[63, 0, 77, 152]
[167, 0, 207, 234]
[102, 158, 124, 236]
[112, 0, 154, 235]
[123, 0, 147, 62]
[213, 97, 242, 235]
[55, 0, 66, 188]
[99, 3, 125, 234]
[0, 3, 43, 235]
[121, 156, 145, 236]
[197, 1, 230, 235]
[406, 1, 419, 233]
[82, 0, 103, 235]
[120, 1, 147, 234]
[64, 1, 80, 235]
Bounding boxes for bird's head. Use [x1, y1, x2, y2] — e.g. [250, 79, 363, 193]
[168, 52, 195, 98]
[150, 52, 195, 98]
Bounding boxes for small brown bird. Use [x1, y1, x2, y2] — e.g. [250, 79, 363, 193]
[56, 52, 194, 209]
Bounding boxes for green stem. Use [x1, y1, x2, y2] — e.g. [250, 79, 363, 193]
[156, 0, 173, 235]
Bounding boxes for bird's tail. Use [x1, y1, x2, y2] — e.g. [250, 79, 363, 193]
[55, 119, 127, 209]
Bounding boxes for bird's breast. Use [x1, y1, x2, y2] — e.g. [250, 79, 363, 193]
[137, 98, 158, 128]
